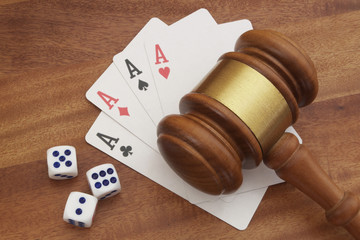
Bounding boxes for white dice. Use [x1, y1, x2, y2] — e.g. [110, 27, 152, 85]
[47, 146, 78, 180]
[48, 146, 122, 228]
[86, 163, 121, 200]
[63, 192, 98, 228]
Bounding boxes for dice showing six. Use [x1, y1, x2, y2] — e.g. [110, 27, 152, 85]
[47, 146, 78, 180]
[63, 192, 98, 228]
[86, 163, 121, 200]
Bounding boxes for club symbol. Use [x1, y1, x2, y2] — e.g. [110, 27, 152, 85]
[120, 146, 133, 157]
[138, 80, 149, 91]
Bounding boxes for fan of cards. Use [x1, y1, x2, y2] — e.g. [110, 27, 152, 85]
[85, 9, 302, 230]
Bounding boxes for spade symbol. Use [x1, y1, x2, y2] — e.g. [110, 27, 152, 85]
[138, 80, 149, 91]
[120, 146, 133, 157]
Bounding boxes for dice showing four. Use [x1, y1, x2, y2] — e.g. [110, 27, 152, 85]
[63, 192, 98, 228]
[86, 163, 121, 200]
[47, 146, 78, 180]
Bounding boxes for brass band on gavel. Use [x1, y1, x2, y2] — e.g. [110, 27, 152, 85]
[193, 57, 292, 154]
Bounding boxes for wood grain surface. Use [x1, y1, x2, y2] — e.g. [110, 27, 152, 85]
[0, 0, 359, 239]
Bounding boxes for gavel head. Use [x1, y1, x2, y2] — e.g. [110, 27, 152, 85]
[157, 30, 318, 195]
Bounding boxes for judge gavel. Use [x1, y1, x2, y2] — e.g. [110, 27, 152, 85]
[157, 30, 360, 238]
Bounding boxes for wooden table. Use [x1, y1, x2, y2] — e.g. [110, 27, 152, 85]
[1, 1, 359, 239]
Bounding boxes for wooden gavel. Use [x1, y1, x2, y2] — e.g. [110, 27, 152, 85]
[157, 30, 360, 238]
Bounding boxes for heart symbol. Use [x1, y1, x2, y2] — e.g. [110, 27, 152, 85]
[138, 80, 149, 91]
[158, 67, 170, 79]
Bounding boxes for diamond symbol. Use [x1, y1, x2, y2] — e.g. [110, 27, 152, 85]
[118, 107, 129, 116]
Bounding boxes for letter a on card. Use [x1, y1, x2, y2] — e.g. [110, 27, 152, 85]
[97, 91, 119, 110]
[124, 59, 142, 79]
[96, 133, 119, 151]
[155, 44, 169, 64]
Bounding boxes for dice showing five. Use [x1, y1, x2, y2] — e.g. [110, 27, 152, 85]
[86, 163, 121, 200]
[47, 146, 78, 180]
[63, 192, 98, 228]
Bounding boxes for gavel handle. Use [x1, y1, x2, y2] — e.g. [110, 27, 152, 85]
[263, 133, 360, 239]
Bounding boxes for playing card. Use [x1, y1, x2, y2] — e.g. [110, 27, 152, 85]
[168, 8, 217, 30]
[86, 111, 269, 230]
[197, 187, 268, 230]
[85, 111, 188, 199]
[112, 18, 167, 125]
[145, 19, 253, 116]
[113, 9, 217, 125]
[86, 63, 158, 151]
[143, 19, 264, 203]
